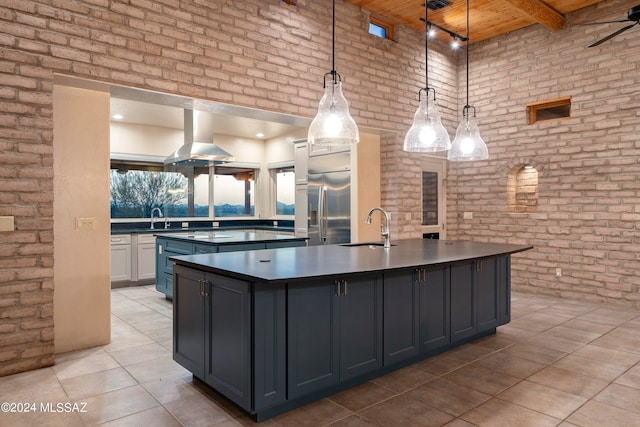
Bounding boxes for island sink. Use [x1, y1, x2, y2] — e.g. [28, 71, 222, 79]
[340, 242, 396, 248]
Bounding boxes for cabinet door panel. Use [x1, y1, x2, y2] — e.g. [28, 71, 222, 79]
[288, 279, 339, 399]
[173, 266, 205, 379]
[218, 243, 265, 252]
[450, 262, 475, 343]
[420, 265, 450, 352]
[110, 244, 131, 281]
[497, 256, 511, 325]
[254, 284, 286, 410]
[205, 274, 251, 410]
[340, 274, 383, 380]
[383, 270, 419, 365]
[476, 257, 499, 332]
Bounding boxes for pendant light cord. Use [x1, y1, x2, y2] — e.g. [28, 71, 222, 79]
[425, 4, 429, 89]
[332, 0, 336, 83]
[465, 0, 470, 113]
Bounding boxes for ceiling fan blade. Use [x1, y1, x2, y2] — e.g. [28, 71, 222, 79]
[588, 23, 637, 47]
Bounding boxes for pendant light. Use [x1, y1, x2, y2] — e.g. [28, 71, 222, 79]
[403, 3, 451, 153]
[308, 0, 359, 146]
[448, 0, 489, 161]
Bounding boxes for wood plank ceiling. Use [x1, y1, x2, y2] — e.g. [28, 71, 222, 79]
[346, 0, 608, 43]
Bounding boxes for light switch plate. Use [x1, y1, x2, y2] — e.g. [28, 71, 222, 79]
[0, 216, 14, 232]
[75, 217, 95, 230]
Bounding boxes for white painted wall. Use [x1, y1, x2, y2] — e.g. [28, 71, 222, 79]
[53, 85, 111, 353]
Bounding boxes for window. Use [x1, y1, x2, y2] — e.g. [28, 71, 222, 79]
[276, 168, 295, 216]
[214, 167, 255, 217]
[369, 16, 394, 40]
[110, 169, 208, 218]
[422, 171, 439, 226]
[110, 161, 258, 219]
[527, 96, 571, 124]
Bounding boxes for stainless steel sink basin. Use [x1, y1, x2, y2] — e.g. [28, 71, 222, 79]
[340, 242, 395, 248]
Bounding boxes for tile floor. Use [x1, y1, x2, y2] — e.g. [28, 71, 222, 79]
[1, 286, 640, 426]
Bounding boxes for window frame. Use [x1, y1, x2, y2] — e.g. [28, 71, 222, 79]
[526, 96, 571, 125]
[369, 15, 394, 41]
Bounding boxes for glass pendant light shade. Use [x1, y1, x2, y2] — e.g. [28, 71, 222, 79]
[448, 107, 488, 161]
[308, 78, 359, 145]
[403, 89, 451, 152]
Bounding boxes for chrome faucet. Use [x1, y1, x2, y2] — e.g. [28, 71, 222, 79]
[365, 207, 391, 248]
[150, 207, 163, 230]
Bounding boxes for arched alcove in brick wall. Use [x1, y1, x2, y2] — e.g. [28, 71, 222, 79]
[507, 163, 539, 213]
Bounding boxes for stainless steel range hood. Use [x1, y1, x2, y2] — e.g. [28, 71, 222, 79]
[164, 109, 235, 167]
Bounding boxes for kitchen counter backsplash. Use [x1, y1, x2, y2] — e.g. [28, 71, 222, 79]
[111, 219, 294, 234]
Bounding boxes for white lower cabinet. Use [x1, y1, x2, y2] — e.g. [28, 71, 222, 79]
[137, 234, 156, 280]
[110, 235, 132, 282]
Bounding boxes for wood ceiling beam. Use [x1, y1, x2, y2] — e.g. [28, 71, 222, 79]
[503, 0, 565, 30]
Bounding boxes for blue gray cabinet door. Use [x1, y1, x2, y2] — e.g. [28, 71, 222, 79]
[450, 261, 475, 343]
[205, 274, 251, 410]
[254, 283, 286, 411]
[383, 270, 420, 365]
[339, 273, 383, 380]
[287, 278, 340, 399]
[173, 266, 252, 412]
[476, 257, 499, 332]
[419, 265, 450, 352]
[497, 256, 511, 325]
[287, 274, 383, 399]
[173, 266, 206, 379]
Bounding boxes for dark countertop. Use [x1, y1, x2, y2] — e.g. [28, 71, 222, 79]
[111, 219, 295, 235]
[155, 230, 306, 245]
[111, 226, 295, 235]
[171, 239, 533, 283]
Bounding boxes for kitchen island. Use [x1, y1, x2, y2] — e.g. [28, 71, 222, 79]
[155, 230, 306, 299]
[170, 239, 532, 421]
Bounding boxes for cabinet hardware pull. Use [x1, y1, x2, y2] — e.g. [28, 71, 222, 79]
[343, 280, 348, 296]
[335, 280, 340, 296]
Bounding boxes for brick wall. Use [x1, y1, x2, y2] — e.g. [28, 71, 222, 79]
[446, 0, 640, 309]
[0, 0, 455, 375]
[2, 0, 637, 376]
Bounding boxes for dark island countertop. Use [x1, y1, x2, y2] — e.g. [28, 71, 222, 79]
[171, 239, 532, 283]
[156, 230, 305, 245]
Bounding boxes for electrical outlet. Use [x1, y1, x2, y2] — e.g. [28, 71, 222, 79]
[213, 222, 220, 227]
[181, 222, 189, 228]
[273, 220, 278, 226]
[463, 212, 473, 220]
[405, 213, 412, 221]
[556, 268, 562, 277]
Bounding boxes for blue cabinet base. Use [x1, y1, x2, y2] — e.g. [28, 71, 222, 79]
[172, 252, 513, 422]
[193, 328, 497, 422]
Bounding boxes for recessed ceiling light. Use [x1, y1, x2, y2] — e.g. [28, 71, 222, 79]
[256, 133, 265, 138]
[112, 114, 124, 120]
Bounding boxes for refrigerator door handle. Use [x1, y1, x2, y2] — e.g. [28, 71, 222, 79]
[319, 185, 328, 243]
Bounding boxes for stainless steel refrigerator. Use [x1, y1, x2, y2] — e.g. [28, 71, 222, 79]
[307, 151, 351, 246]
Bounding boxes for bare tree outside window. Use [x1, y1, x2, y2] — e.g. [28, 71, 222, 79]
[110, 170, 187, 218]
